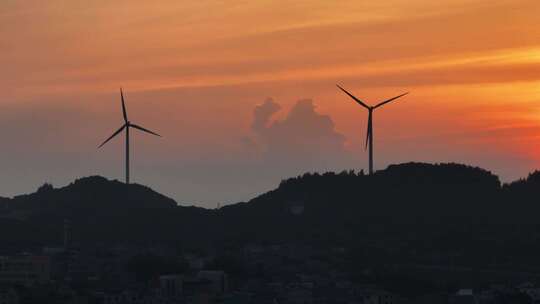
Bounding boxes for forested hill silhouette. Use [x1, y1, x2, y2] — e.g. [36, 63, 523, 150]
[220, 162, 501, 219]
[2, 162, 540, 249]
[10, 176, 177, 211]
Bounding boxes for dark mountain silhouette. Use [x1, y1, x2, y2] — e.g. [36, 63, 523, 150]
[213, 162, 506, 247]
[0, 176, 204, 247]
[2, 162, 540, 269]
[10, 175, 176, 212]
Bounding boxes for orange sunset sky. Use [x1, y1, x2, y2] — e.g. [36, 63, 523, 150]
[1, 0, 540, 206]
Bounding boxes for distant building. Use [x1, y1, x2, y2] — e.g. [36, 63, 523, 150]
[518, 283, 540, 302]
[377, 291, 400, 304]
[99, 290, 167, 304]
[184, 254, 207, 270]
[286, 286, 313, 304]
[42, 247, 65, 255]
[0, 287, 19, 304]
[222, 292, 251, 304]
[159, 275, 183, 297]
[456, 289, 474, 296]
[197, 270, 228, 294]
[449, 289, 477, 304]
[355, 290, 400, 304]
[0, 255, 50, 287]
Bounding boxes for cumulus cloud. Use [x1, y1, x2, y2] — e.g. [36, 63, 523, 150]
[248, 98, 349, 167]
[251, 98, 281, 134]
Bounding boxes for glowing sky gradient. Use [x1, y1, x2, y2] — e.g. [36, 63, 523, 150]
[1, 0, 540, 206]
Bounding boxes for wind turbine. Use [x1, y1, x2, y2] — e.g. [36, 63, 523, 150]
[98, 88, 161, 184]
[336, 85, 408, 175]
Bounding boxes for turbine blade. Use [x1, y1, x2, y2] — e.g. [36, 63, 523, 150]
[336, 85, 370, 109]
[373, 92, 409, 109]
[120, 88, 128, 123]
[130, 124, 161, 137]
[365, 113, 371, 150]
[98, 124, 126, 148]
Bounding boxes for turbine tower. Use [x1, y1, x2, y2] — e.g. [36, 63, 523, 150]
[337, 85, 408, 175]
[99, 88, 161, 184]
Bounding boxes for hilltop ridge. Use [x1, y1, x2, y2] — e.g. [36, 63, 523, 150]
[8, 175, 178, 212]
